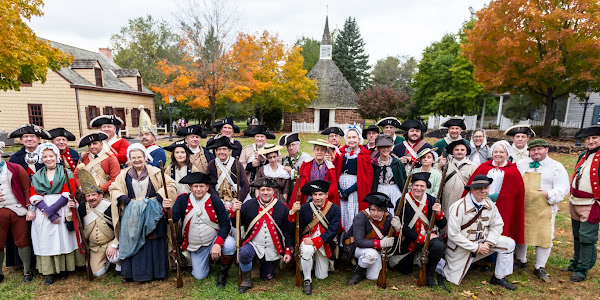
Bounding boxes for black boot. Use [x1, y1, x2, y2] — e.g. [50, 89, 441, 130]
[347, 266, 367, 285]
[302, 279, 312, 295]
[216, 263, 232, 287]
[238, 270, 252, 293]
[490, 275, 516, 291]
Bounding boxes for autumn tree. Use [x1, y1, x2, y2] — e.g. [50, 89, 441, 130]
[333, 17, 370, 92]
[372, 55, 418, 95]
[0, 0, 72, 91]
[412, 33, 484, 116]
[357, 85, 413, 120]
[295, 36, 320, 72]
[463, 0, 600, 136]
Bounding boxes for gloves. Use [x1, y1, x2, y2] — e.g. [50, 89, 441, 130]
[380, 236, 395, 248]
[391, 216, 402, 232]
[118, 195, 131, 206]
[43, 195, 69, 222]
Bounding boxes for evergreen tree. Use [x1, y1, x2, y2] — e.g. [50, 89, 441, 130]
[332, 17, 370, 92]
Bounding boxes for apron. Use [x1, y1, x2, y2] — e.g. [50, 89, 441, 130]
[523, 172, 552, 248]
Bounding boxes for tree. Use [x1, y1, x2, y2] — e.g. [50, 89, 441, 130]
[332, 17, 370, 92]
[0, 0, 72, 91]
[372, 55, 418, 95]
[295, 36, 320, 72]
[412, 34, 484, 116]
[357, 85, 413, 120]
[503, 94, 541, 123]
[463, 0, 600, 136]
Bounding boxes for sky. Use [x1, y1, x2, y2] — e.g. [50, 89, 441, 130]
[28, 0, 490, 65]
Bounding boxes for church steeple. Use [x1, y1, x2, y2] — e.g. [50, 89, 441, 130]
[320, 16, 332, 60]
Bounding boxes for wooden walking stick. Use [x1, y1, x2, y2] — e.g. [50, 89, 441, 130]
[159, 161, 183, 288]
[294, 174, 302, 287]
[417, 155, 450, 287]
[235, 158, 242, 286]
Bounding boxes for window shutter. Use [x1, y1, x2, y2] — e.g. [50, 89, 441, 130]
[86, 106, 92, 128]
[592, 106, 600, 125]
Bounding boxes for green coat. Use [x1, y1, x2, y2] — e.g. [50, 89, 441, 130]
[372, 157, 408, 193]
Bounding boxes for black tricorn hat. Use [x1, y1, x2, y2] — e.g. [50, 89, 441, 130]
[504, 124, 535, 138]
[411, 172, 432, 189]
[78, 132, 108, 148]
[177, 125, 207, 139]
[464, 174, 493, 191]
[250, 177, 281, 189]
[320, 126, 344, 137]
[300, 180, 330, 195]
[362, 125, 380, 138]
[244, 125, 276, 139]
[164, 139, 192, 153]
[376, 117, 402, 128]
[206, 136, 241, 150]
[48, 128, 76, 141]
[213, 117, 240, 133]
[278, 132, 301, 146]
[179, 172, 217, 185]
[9, 124, 52, 139]
[400, 119, 427, 133]
[90, 114, 124, 128]
[446, 139, 472, 156]
[363, 192, 394, 208]
[442, 118, 466, 130]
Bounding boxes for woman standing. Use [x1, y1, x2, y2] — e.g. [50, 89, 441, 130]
[254, 144, 290, 202]
[164, 140, 200, 195]
[30, 143, 84, 284]
[465, 140, 525, 245]
[109, 144, 177, 282]
[371, 135, 407, 215]
[334, 125, 374, 231]
[468, 129, 492, 166]
[413, 148, 442, 197]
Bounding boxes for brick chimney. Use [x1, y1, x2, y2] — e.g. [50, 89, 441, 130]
[99, 48, 113, 59]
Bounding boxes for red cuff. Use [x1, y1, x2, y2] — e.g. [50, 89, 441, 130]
[417, 234, 425, 244]
[285, 247, 292, 256]
[394, 231, 400, 238]
[287, 212, 296, 223]
[436, 210, 444, 220]
[312, 237, 324, 249]
[214, 235, 225, 247]
[230, 209, 236, 219]
[373, 239, 381, 250]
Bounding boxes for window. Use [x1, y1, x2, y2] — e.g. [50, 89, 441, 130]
[28, 104, 43, 127]
[85, 106, 100, 128]
[137, 76, 143, 92]
[94, 68, 103, 87]
[104, 106, 113, 115]
[131, 108, 140, 127]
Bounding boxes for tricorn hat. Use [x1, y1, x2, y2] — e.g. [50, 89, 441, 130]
[250, 177, 281, 189]
[376, 117, 402, 128]
[213, 117, 240, 133]
[177, 125, 207, 139]
[574, 126, 600, 139]
[446, 139, 471, 156]
[399, 119, 427, 132]
[179, 172, 217, 185]
[164, 139, 192, 153]
[78, 132, 108, 148]
[244, 125, 275, 139]
[411, 172, 432, 189]
[48, 128, 76, 141]
[362, 125, 380, 139]
[206, 136, 241, 150]
[278, 132, 300, 146]
[504, 124, 535, 137]
[301, 180, 330, 195]
[442, 118, 466, 130]
[320, 126, 344, 137]
[464, 174, 493, 191]
[363, 192, 394, 208]
[78, 168, 102, 195]
[9, 124, 52, 139]
[90, 114, 123, 128]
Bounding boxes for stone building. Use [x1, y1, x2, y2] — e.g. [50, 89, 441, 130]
[283, 16, 365, 132]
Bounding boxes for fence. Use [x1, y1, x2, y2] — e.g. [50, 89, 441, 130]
[427, 115, 478, 130]
[498, 116, 581, 130]
[292, 122, 363, 133]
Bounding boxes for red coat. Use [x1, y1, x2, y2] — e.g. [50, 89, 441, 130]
[108, 138, 129, 164]
[463, 160, 525, 244]
[288, 159, 339, 207]
[334, 145, 374, 212]
[74, 153, 121, 193]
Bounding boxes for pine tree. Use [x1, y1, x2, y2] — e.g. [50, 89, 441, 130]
[332, 17, 370, 92]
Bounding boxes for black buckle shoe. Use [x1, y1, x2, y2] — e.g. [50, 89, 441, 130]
[437, 273, 451, 293]
[513, 260, 527, 271]
[490, 276, 516, 291]
[23, 273, 33, 282]
[570, 272, 586, 282]
[302, 280, 312, 295]
[44, 275, 56, 285]
[533, 267, 550, 283]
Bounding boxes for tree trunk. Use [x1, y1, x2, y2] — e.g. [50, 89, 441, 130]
[542, 94, 554, 137]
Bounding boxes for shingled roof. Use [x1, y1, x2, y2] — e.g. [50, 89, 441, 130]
[306, 17, 358, 109]
[47, 40, 153, 96]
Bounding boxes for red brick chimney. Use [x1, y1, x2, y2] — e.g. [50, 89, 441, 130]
[99, 48, 113, 59]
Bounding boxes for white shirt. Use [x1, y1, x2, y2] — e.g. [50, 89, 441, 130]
[511, 144, 529, 163]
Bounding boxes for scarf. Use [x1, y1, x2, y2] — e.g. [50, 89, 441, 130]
[31, 164, 70, 195]
[128, 166, 149, 181]
[310, 160, 328, 181]
[376, 156, 393, 184]
[443, 133, 462, 145]
[263, 163, 290, 179]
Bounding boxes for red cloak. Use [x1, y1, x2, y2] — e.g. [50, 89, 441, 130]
[288, 159, 339, 207]
[463, 160, 525, 244]
[334, 145, 374, 211]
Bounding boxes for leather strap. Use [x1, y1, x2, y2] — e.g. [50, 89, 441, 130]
[302, 201, 333, 235]
[461, 208, 484, 231]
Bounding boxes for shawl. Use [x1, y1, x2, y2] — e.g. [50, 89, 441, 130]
[31, 164, 71, 195]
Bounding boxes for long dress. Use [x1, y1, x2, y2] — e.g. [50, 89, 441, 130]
[372, 156, 407, 215]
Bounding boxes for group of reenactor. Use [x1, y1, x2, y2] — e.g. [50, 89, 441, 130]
[0, 111, 597, 296]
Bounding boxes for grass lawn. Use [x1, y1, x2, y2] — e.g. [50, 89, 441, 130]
[2, 133, 599, 299]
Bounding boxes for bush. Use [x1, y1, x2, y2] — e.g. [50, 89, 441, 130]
[257, 106, 282, 131]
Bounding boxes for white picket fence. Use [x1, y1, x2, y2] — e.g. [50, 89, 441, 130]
[498, 116, 581, 130]
[427, 115, 478, 130]
[292, 121, 362, 133]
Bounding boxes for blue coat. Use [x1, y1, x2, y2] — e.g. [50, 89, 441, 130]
[293, 201, 341, 253]
[235, 198, 293, 250]
[9, 146, 44, 175]
[148, 147, 167, 168]
[171, 193, 231, 243]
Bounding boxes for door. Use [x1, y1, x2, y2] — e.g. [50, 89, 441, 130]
[319, 109, 330, 130]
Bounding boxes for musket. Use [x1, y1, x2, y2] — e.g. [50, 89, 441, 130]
[294, 173, 302, 287]
[417, 154, 450, 287]
[61, 155, 93, 280]
[236, 158, 242, 286]
[159, 161, 183, 288]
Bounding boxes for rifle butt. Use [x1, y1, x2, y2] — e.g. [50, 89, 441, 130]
[376, 256, 387, 288]
[295, 263, 302, 287]
[176, 264, 183, 288]
[417, 265, 427, 287]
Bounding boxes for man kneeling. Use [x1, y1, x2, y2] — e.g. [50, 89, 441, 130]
[289, 180, 341, 295]
[443, 174, 516, 290]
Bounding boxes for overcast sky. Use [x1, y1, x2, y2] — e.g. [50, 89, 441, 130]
[29, 0, 490, 65]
